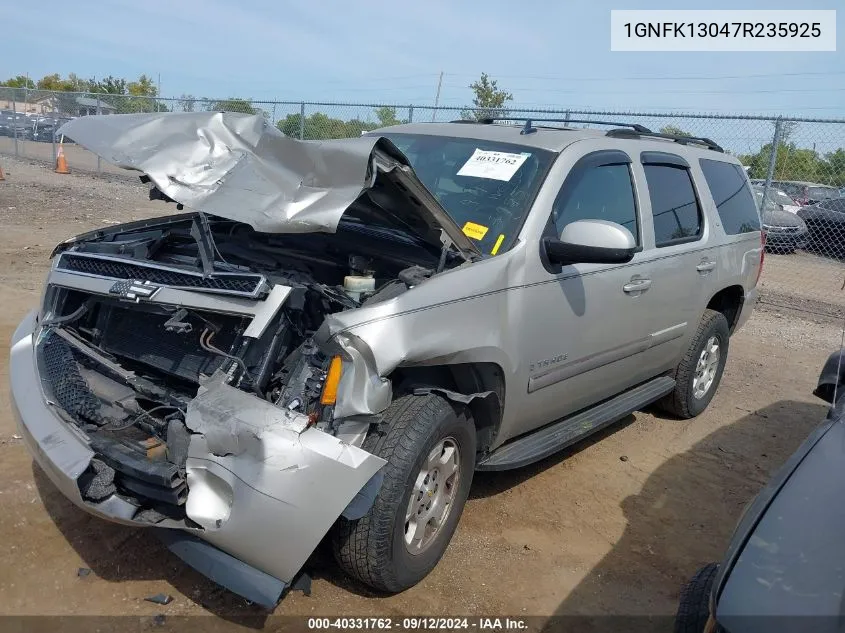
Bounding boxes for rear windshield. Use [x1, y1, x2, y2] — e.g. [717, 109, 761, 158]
[753, 187, 797, 208]
[699, 159, 761, 234]
[376, 133, 554, 255]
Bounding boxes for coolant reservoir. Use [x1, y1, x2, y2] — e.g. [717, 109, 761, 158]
[343, 274, 376, 302]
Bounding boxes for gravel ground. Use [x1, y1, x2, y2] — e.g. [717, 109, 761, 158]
[0, 153, 842, 630]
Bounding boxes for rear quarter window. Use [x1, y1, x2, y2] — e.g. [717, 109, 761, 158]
[699, 159, 761, 235]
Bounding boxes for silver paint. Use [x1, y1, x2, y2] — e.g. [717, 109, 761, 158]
[14, 116, 765, 598]
[57, 112, 479, 257]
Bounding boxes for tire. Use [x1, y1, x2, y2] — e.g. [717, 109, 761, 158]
[332, 393, 476, 592]
[674, 563, 720, 633]
[660, 309, 730, 419]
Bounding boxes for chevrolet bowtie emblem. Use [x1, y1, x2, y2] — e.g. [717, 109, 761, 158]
[109, 279, 161, 302]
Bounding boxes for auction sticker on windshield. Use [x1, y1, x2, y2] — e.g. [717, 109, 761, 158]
[457, 149, 530, 181]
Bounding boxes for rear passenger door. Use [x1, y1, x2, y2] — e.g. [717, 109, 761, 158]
[632, 152, 719, 370]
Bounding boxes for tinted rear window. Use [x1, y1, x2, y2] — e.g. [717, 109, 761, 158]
[699, 159, 761, 235]
[643, 164, 703, 247]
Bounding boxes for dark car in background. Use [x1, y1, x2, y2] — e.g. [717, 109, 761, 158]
[25, 117, 69, 143]
[0, 110, 15, 137]
[752, 186, 808, 253]
[797, 197, 845, 258]
[674, 349, 845, 633]
[773, 180, 840, 207]
[0, 111, 29, 138]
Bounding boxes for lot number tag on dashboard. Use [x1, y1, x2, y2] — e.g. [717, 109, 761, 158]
[457, 149, 530, 181]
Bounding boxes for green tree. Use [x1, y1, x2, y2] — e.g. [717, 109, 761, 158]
[208, 98, 256, 114]
[374, 106, 403, 127]
[36, 73, 77, 91]
[822, 149, 845, 187]
[91, 75, 127, 94]
[461, 73, 513, 121]
[1, 75, 35, 89]
[738, 141, 823, 182]
[659, 125, 692, 137]
[127, 74, 157, 97]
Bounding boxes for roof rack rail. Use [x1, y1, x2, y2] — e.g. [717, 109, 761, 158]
[447, 117, 724, 152]
[605, 128, 724, 153]
[461, 116, 651, 134]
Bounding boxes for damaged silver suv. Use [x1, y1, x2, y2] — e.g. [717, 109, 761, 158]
[10, 112, 763, 606]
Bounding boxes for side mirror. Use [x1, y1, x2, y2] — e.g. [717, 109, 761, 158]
[542, 219, 637, 266]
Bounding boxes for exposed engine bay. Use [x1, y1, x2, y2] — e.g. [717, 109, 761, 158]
[39, 209, 451, 523]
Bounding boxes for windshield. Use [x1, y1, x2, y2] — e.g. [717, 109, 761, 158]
[753, 190, 779, 213]
[754, 186, 799, 208]
[378, 132, 554, 255]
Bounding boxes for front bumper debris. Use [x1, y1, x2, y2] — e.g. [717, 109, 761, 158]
[10, 310, 386, 606]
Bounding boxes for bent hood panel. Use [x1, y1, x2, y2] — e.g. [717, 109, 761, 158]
[57, 112, 478, 255]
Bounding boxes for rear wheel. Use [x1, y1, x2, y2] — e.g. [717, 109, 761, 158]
[332, 393, 476, 592]
[660, 309, 730, 419]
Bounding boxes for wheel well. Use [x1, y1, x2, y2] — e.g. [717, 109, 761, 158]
[707, 285, 745, 332]
[389, 363, 506, 456]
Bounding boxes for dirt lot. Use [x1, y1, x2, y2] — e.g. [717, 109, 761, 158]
[0, 154, 842, 630]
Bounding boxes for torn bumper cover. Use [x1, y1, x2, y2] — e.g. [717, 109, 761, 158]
[10, 311, 385, 606]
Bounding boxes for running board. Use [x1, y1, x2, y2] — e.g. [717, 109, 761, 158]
[477, 376, 676, 471]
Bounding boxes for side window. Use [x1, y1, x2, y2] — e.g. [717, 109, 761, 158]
[699, 159, 761, 234]
[551, 163, 638, 243]
[642, 164, 703, 247]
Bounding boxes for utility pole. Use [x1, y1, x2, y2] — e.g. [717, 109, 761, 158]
[432, 71, 443, 122]
[158, 73, 162, 112]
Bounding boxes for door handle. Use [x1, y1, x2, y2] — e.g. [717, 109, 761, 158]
[696, 260, 716, 273]
[623, 278, 652, 293]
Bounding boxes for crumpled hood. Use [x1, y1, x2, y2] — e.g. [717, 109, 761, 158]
[57, 112, 479, 257]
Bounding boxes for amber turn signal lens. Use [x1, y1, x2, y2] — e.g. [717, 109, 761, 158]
[320, 356, 343, 405]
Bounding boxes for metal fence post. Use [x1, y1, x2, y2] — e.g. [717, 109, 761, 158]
[564, 109, 571, 124]
[299, 102, 305, 140]
[52, 112, 57, 167]
[96, 95, 102, 173]
[760, 118, 782, 213]
[409, 105, 414, 123]
[23, 85, 29, 159]
[11, 93, 18, 156]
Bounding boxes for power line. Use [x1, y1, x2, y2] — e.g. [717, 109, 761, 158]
[444, 70, 845, 82]
[441, 84, 845, 95]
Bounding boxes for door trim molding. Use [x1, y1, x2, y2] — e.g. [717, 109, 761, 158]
[527, 322, 687, 393]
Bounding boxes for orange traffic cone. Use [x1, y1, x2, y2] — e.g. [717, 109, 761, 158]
[55, 143, 70, 174]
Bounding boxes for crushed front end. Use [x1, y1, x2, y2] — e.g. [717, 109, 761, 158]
[9, 214, 410, 606]
[12, 112, 479, 606]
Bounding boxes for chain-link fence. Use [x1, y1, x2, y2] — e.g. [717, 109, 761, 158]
[2, 88, 845, 337]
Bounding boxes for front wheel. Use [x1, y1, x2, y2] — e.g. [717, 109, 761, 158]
[674, 563, 721, 633]
[332, 393, 476, 592]
[660, 309, 730, 419]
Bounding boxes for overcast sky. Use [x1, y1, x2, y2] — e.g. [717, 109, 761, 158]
[2, 0, 843, 118]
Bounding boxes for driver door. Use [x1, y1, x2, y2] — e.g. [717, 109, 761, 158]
[514, 148, 663, 434]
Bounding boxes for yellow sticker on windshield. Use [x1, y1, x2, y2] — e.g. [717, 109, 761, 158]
[491, 234, 505, 255]
[462, 221, 489, 241]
